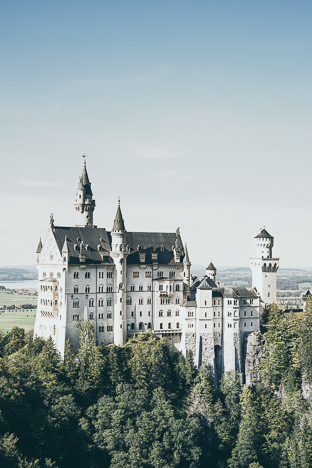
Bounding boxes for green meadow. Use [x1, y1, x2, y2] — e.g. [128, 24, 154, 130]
[0, 290, 37, 307]
[0, 310, 36, 333]
[0, 291, 37, 332]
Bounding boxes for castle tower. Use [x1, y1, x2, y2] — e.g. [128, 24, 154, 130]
[74, 158, 96, 227]
[206, 262, 217, 283]
[250, 228, 279, 304]
[110, 199, 128, 346]
[183, 244, 191, 290]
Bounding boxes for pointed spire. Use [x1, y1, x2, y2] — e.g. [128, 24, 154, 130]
[62, 235, 69, 253]
[184, 243, 190, 264]
[206, 261, 216, 271]
[112, 197, 126, 231]
[77, 176, 84, 190]
[80, 156, 92, 195]
[36, 238, 42, 254]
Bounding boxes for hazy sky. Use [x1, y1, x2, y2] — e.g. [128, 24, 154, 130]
[2, 1, 312, 268]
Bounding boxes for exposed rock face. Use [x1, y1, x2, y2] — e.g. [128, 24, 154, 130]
[245, 331, 265, 386]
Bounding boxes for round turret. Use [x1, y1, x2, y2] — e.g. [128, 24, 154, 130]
[206, 262, 217, 282]
[255, 228, 274, 259]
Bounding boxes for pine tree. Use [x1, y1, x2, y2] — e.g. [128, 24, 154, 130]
[300, 294, 312, 384]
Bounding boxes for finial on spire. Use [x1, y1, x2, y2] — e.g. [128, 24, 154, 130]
[82, 153, 87, 166]
[50, 213, 54, 227]
[118, 196, 120, 206]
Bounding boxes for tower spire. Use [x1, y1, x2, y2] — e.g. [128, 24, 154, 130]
[112, 198, 125, 232]
[74, 156, 95, 227]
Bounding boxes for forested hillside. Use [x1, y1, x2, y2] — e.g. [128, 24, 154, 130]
[2, 299, 312, 468]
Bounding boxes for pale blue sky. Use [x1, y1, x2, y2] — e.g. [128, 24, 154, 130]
[1, 1, 312, 267]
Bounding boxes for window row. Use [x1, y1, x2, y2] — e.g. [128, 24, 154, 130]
[159, 310, 179, 317]
[98, 326, 113, 332]
[133, 271, 152, 278]
[159, 284, 180, 291]
[159, 322, 180, 330]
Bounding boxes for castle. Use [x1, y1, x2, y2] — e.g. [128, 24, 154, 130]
[34, 160, 279, 380]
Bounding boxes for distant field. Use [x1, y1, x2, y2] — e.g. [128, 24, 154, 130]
[0, 310, 36, 332]
[0, 291, 37, 307]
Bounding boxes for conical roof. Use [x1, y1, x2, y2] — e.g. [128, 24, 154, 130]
[112, 200, 125, 231]
[206, 262, 216, 271]
[81, 161, 92, 196]
[62, 235, 69, 253]
[184, 244, 190, 264]
[36, 238, 42, 254]
[255, 228, 273, 239]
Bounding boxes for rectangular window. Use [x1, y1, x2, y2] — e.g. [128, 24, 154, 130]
[139, 286, 143, 292]
[107, 326, 113, 332]
[133, 272, 139, 278]
[107, 272, 113, 278]
[147, 285, 152, 291]
[145, 272, 151, 277]
[131, 285, 135, 291]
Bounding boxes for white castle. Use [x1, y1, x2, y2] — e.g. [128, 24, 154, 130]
[34, 161, 279, 380]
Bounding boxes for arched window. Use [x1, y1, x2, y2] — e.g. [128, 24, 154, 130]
[159, 310, 163, 317]
[73, 300, 79, 308]
[139, 298, 143, 305]
[148, 322, 151, 329]
[127, 297, 132, 305]
[85, 286, 90, 293]
[107, 285, 113, 293]
[99, 298, 104, 307]
[159, 284, 163, 291]
[131, 323, 135, 329]
[244, 311, 247, 316]
[73, 272, 79, 279]
[85, 272, 91, 279]
[74, 286, 79, 294]
[89, 312, 94, 320]
[89, 298, 94, 307]
[176, 322, 180, 329]
[168, 322, 171, 329]
[99, 285, 104, 293]
[175, 310, 179, 316]
[160, 323, 163, 329]
[175, 284, 180, 291]
[268, 292, 270, 298]
[167, 310, 171, 317]
[147, 297, 151, 304]
[107, 299, 112, 306]
[139, 322, 143, 330]
[107, 313, 112, 319]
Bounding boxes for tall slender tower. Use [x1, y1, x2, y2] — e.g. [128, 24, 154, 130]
[110, 199, 128, 346]
[74, 158, 96, 226]
[250, 228, 279, 304]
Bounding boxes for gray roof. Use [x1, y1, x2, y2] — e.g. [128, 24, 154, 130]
[81, 163, 92, 196]
[206, 261, 216, 271]
[232, 287, 258, 298]
[112, 203, 125, 231]
[36, 238, 42, 254]
[255, 228, 273, 239]
[125, 232, 178, 265]
[53, 226, 113, 265]
[51, 226, 181, 266]
[184, 243, 190, 264]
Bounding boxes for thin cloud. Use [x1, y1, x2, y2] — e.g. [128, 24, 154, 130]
[18, 180, 63, 188]
[74, 75, 149, 85]
[136, 147, 177, 160]
[159, 64, 169, 75]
